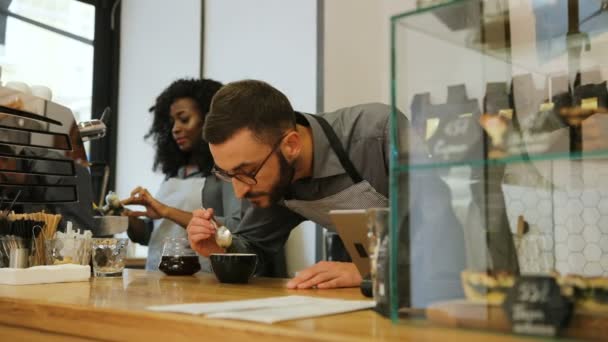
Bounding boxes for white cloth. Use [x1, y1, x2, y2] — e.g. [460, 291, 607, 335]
[146, 177, 206, 270]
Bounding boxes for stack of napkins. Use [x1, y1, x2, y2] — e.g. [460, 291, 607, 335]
[147, 295, 375, 324]
[0, 264, 90, 285]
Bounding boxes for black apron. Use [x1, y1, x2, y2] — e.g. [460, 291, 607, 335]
[283, 115, 387, 230]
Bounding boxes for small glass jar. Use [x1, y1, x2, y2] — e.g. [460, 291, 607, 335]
[0, 236, 28, 268]
[367, 208, 390, 314]
[158, 237, 201, 276]
[46, 238, 92, 266]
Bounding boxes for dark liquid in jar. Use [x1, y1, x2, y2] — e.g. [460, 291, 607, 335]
[159, 256, 201, 276]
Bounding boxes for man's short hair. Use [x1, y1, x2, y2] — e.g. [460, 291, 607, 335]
[203, 79, 296, 145]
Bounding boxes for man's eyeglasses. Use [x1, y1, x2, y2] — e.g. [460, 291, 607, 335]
[212, 134, 287, 185]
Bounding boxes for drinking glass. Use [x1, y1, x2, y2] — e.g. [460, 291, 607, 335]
[91, 238, 128, 277]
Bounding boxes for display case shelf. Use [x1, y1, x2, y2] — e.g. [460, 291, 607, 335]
[395, 149, 608, 172]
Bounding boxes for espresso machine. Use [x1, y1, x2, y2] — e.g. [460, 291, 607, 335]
[0, 85, 108, 235]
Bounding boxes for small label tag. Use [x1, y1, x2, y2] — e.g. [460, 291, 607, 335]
[581, 97, 598, 110]
[503, 276, 573, 337]
[425, 118, 440, 140]
[428, 115, 482, 163]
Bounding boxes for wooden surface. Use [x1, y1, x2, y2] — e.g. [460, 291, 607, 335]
[0, 269, 531, 341]
[427, 299, 608, 340]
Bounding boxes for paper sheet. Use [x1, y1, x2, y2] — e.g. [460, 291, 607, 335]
[147, 295, 375, 323]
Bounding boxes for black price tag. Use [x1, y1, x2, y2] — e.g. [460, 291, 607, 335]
[503, 276, 573, 337]
[429, 116, 482, 162]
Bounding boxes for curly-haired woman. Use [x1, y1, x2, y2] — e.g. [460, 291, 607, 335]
[122, 78, 241, 271]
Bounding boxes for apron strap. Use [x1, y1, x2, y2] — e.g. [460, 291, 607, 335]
[309, 114, 363, 184]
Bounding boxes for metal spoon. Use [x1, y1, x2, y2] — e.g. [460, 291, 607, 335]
[212, 219, 232, 248]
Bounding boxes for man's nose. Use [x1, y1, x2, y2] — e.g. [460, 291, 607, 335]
[231, 178, 250, 199]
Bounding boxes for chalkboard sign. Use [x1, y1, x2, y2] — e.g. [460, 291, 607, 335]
[503, 275, 573, 337]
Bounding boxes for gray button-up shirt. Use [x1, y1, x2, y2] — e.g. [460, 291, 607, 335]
[230, 103, 398, 263]
[230, 103, 467, 307]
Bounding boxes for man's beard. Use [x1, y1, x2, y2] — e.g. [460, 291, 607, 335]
[268, 151, 295, 203]
[244, 151, 295, 206]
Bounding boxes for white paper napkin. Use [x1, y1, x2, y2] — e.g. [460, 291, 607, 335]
[147, 295, 375, 323]
[0, 264, 90, 285]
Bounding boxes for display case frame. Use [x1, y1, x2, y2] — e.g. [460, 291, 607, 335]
[389, 0, 608, 338]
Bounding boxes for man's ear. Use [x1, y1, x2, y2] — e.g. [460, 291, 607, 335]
[281, 131, 301, 160]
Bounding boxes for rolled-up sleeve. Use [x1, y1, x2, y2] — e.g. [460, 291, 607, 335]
[214, 180, 243, 231]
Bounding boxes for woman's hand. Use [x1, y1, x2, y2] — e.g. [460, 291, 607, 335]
[121, 186, 167, 219]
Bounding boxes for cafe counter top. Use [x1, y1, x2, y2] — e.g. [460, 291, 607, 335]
[0, 269, 528, 341]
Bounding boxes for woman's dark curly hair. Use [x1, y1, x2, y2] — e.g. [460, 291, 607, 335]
[146, 78, 223, 178]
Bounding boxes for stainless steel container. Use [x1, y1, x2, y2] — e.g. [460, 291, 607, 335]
[9, 248, 29, 268]
[93, 216, 128, 236]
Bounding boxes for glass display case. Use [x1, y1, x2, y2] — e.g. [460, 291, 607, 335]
[389, 0, 608, 339]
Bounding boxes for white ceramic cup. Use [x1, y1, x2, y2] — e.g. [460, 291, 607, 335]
[30, 85, 53, 101]
[5, 81, 31, 95]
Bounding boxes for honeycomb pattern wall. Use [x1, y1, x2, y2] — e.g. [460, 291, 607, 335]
[503, 160, 608, 276]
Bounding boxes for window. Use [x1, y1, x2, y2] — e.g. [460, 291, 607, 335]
[0, 0, 121, 201]
[0, 0, 95, 123]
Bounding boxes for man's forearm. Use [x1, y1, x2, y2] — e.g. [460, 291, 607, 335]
[227, 235, 255, 253]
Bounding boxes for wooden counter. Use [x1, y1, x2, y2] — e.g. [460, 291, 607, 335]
[0, 269, 529, 341]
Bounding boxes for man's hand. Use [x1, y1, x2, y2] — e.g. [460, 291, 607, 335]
[286, 261, 362, 289]
[186, 208, 225, 257]
[121, 186, 167, 219]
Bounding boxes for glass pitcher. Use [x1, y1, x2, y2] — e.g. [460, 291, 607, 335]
[158, 237, 201, 276]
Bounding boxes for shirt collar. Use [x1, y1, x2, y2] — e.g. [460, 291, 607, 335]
[176, 166, 202, 179]
[296, 112, 345, 179]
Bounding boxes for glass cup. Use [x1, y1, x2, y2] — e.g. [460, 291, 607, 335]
[367, 207, 390, 312]
[158, 237, 201, 276]
[91, 238, 128, 277]
[0, 236, 28, 268]
[46, 238, 92, 266]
